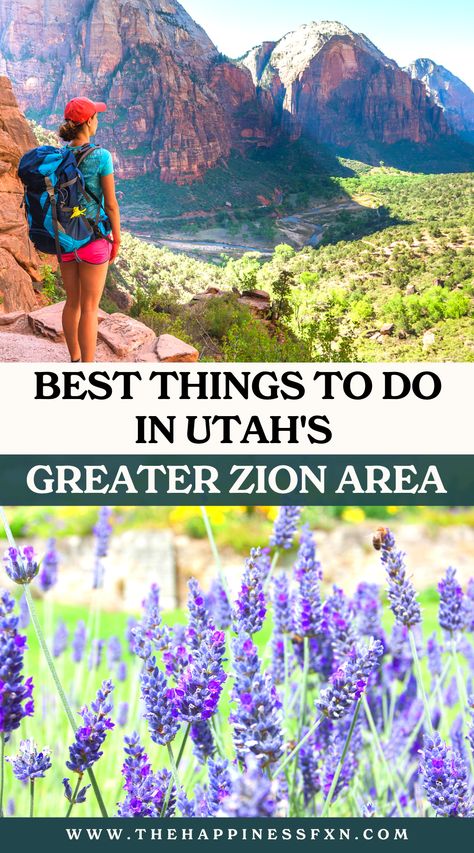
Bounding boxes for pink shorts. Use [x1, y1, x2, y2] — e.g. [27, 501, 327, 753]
[61, 238, 112, 264]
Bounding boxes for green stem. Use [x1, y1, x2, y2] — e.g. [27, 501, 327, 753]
[199, 507, 231, 600]
[263, 550, 280, 593]
[321, 699, 362, 818]
[361, 695, 404, 817]
[272, 715, 322, 779]
[0, 732, 5, 818]
[161, 724, 191, 817]
[65, 777, 82, 819]
[29, 780, 34, 819]
[291, 637, 310, 799]
[23, 583, 108, 817]
[408, 629, 433, 735]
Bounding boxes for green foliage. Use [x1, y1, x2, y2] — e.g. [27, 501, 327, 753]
[40, 265, 64, 302]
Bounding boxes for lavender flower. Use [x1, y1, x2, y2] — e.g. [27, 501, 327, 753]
[270, 506, 301, 550]
[420, 733, 472, 817]
[216, 757, 282, 817]
[316, 639, 384, 720]
[322, 586, 357, 666]
[140, 658, 180, 745]
[118, 733, 175, 817]
[206, 757, 231, 815]
[207, 578, 232, 630]
[52, 621, 69, 658]
[92, 507, 112, 589]
[175, 630, 227, 723]
[63, 777, 90, 805]
[6, 739, 51, 781]
[4, 546, 39, 585]
[191, 719, 215, 764]
[116, 660, 128, 682]
[6, 799, 15, 816]
[126, 617, 139, 654]
[107, 636, 122, 669]
[427, 633, 443, 680]
[66, 680, 114, 775]
[131, 584, 169, 658]
[88, 638, 104, 670]
[117, 702, 129, 727]
[72, 621, 87, 663]
[187, 578, 212, 650]
[93, 507, 112, 558]
[294, 556, 322, 639]
[354, 583, 384, 641]
[438, 567, 464, 635]
[233, 548, 266, 635]
[230, 634, 283, 767]
[0, 591, 34, 737]
[163, 625, 189, 681]
[378, 529, 421, 628]
[38, 539, 58, 593]
[18, 593, 30, 629]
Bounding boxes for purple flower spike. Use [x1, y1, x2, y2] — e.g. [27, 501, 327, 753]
[207, 578, 232, 630]
[270, 506, 301, 550]
[377, 529, 421, 628]
[316, 638, 384, 720]
[18, 594, 30, 629]
[438, 567, 465, 635]
[230, 634, 283, 767]
[187, 578, 212, 650]
[216, 756, 282, 817]
[6, 738, 52, 781]
[52, 621, 69, 658]
[117, 702, 129, 728]
[66, 680, 115, 775]
[420, 733, 472, 817]
[38, 538, 59, 593]
[118, 733, 176, 817]
[93, 507, 112, 558]
[426, 633, 443, 679]
[107, 636, 122, 669]
[191, 719, 216, 764]
[72, 621, 87, 664]
[131, 584, 169, 659]
[233, 548, 267, 636]
[4, 546, 39, 585]
[0, 591, 34, 737]
[141, 658, 180, 745]
[176, 629, 227, 723]
[206, 757, 231, 815]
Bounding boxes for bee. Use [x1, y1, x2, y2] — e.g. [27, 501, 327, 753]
[372, 527, 389, 551]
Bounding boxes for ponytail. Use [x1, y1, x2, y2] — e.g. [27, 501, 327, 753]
[58, 118, 85, 141]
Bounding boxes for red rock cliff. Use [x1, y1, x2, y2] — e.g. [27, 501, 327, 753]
[0, 0, 274, 183]
[241, 21, 449, 146]
[0, 76, 41, 312]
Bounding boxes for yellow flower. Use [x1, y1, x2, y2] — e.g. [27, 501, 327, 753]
[341, 507, 366, 524]
[386, 506, 400, 515]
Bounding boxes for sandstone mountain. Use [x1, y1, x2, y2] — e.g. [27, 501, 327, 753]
[0, 76, 42, 313]
[240, 21, 449, 146]
[404, 58, 474, 139]
[0, 0, 273, 183]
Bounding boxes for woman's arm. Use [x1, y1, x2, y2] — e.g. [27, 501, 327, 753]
[101, 172, 121, 262]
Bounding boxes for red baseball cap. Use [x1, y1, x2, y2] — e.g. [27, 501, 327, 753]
[64, 97, 107, 123]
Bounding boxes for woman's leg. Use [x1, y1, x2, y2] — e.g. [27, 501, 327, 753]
[78, 261, 109, 362]
[60, 262, 82, 361]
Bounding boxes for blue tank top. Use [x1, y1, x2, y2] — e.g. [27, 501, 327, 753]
[66, 144, 114, 222]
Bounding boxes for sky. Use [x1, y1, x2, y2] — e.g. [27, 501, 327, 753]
[183, 0, 474, 89]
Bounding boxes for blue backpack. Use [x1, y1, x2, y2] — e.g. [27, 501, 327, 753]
[18, 143, 111, 261]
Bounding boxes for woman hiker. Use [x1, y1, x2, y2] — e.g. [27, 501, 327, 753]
[58, 97, 121, 362]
